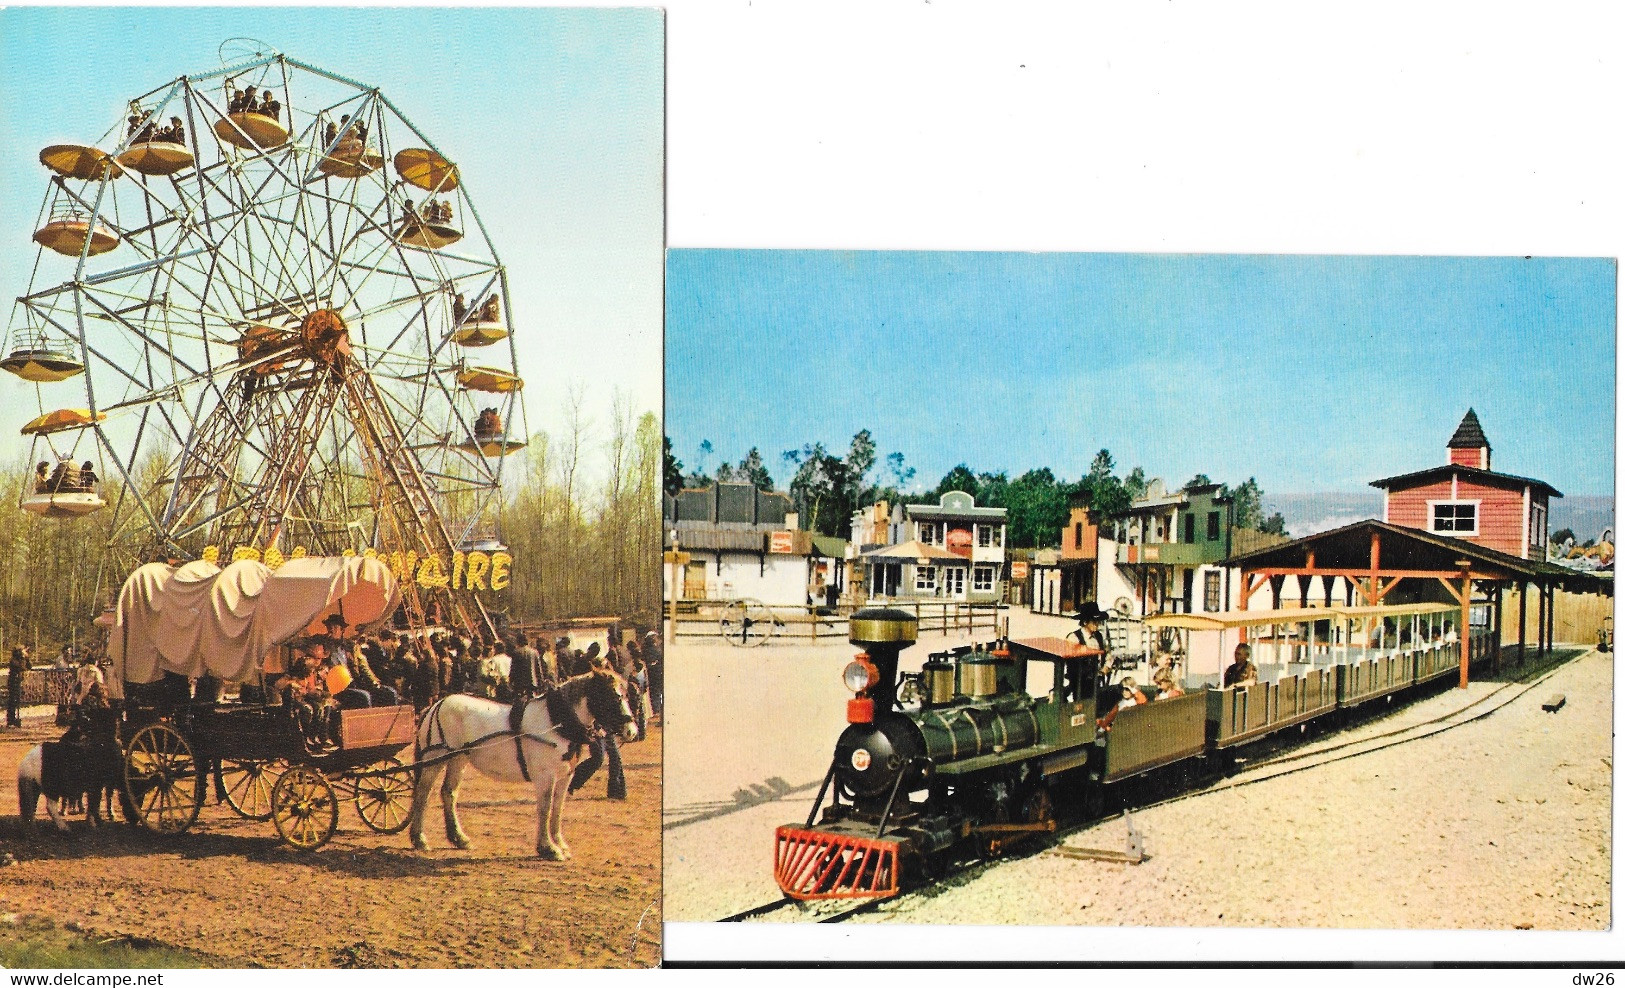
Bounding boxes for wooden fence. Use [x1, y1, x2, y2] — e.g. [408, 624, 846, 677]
[0, 667, 77, 707]
[673, 600, 1005, 641]
[1499, 587, 1615, 647]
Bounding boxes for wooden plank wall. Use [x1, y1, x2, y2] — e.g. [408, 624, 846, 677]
[1500, 588, 1615, 646]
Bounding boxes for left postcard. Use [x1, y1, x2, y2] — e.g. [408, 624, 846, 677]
[0, 7, 664, 969]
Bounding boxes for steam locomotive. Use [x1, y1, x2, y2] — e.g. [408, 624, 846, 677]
[774, 601, 1487, 900]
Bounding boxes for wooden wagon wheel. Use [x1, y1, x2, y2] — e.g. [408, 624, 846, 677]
[271, 765, 339, 850]
[351, 756, 414, 835]
[123, 723, 204, 834]
[718, 598, 777, 648]
[219, 759, 283, 821]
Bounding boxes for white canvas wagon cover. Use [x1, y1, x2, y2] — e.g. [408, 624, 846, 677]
[108, 555, 399, 693]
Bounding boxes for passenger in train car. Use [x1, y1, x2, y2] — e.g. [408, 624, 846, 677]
[1152, 664, 1183, 699]
[1441, 621, 1458, 645]
[1095, 675, 1147, 732]
[1222, 643, 1257, 688]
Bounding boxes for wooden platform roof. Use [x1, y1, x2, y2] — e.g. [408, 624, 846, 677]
[1227, 518, 1607, 592]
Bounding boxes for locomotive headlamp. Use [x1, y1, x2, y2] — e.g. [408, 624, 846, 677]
[843, 654, 878, 693]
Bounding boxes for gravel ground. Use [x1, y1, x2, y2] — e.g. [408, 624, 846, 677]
[664, 608, 1610, 930]
[0, 716, 663, 967]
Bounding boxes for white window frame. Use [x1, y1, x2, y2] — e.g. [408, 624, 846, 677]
[1427, 499, 1481, 537]
[977, 524, 992, 547]
[942, 567, 965, 597]
[918, 521, 939, 545]
[915, 565, 937, 593]
[973, 565, 995, 591]
[1530, 502, 1546, 548]
[992, 525, 1004, 547]
[1204, 571, 1222, 612]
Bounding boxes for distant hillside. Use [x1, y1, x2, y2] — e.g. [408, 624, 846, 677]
[1269, 491, 1384, 537]
[1268, 490, 1614, 542]
[1551, 495, 1615, 542]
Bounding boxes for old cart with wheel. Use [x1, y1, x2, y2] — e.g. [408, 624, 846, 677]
[196, 703, 417, 848]
[107, 554, 418, 850]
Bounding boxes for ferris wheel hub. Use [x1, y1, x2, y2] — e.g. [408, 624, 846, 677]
[299, 309, 351, 365]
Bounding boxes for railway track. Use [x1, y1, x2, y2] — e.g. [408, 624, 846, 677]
[717, 648, 1581, 925]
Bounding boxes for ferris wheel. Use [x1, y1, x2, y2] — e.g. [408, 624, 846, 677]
[6, 48, 528, 631]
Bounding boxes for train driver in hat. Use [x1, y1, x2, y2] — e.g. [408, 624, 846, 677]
[1068, 601, 1111, 654]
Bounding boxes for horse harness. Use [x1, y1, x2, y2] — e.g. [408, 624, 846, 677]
[417, 682, 600, 783]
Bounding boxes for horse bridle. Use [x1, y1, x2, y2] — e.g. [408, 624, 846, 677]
[583, 672, 634, 735]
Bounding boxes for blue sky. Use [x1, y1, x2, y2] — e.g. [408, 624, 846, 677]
[667, 250, 1616, 500]
[0, 7, 663, 475]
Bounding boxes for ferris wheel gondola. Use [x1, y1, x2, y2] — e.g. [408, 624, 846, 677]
[7, 49, 528, 635]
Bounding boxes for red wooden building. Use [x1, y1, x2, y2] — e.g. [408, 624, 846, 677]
[1371, 408, 1558, 560]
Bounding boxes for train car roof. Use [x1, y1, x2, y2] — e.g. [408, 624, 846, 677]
[1145, 606, 1337, 630]
[1147, 601, 1459, 630]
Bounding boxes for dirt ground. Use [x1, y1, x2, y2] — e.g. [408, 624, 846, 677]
[0, 716, 662, 968]
[664, 607, 1612, 931]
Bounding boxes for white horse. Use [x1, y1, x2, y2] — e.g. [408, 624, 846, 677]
[407, 669, 638, 860]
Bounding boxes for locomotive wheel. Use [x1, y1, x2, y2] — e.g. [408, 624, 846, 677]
[352, 757, 414, 835]
[219, 760, 282, 821]
[1022, 787, 1056, 837]
[272, 766, 339, 850]
[123, 723, 204, 834]
[718, 598, 776, 648]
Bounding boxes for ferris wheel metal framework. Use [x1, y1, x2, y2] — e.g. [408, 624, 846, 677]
[8, 50, 530, 633]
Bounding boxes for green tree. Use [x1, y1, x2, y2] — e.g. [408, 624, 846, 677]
[1081, 449, 1131, 518]
[1231, 477, 1265, 529]
[885, 451, 915, 491]
[736, 447, 774, 492]
[782, 430, 887, 537]
[1184, 473, 1213, 489]
[1005, 468, 1070, 548]
[1123, 466, 1148, 502]
[662, 436, 685, 498]
[931, 464, 980, 500]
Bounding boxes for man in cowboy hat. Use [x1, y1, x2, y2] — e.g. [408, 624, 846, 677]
[1068, 601, 1112, 654]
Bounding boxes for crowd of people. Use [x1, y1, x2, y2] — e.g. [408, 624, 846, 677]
[33, 460, 98, 495]
[125, 106, 186, 146]
[4, 612, 664, 816]
[249, 617, 662, 799]
[227, 85, 281, 122]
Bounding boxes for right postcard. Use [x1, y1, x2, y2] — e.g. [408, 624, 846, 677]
[661, 249, 1615, 938]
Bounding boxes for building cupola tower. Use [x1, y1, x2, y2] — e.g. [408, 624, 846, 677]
[1446, 408, 1491, 470]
